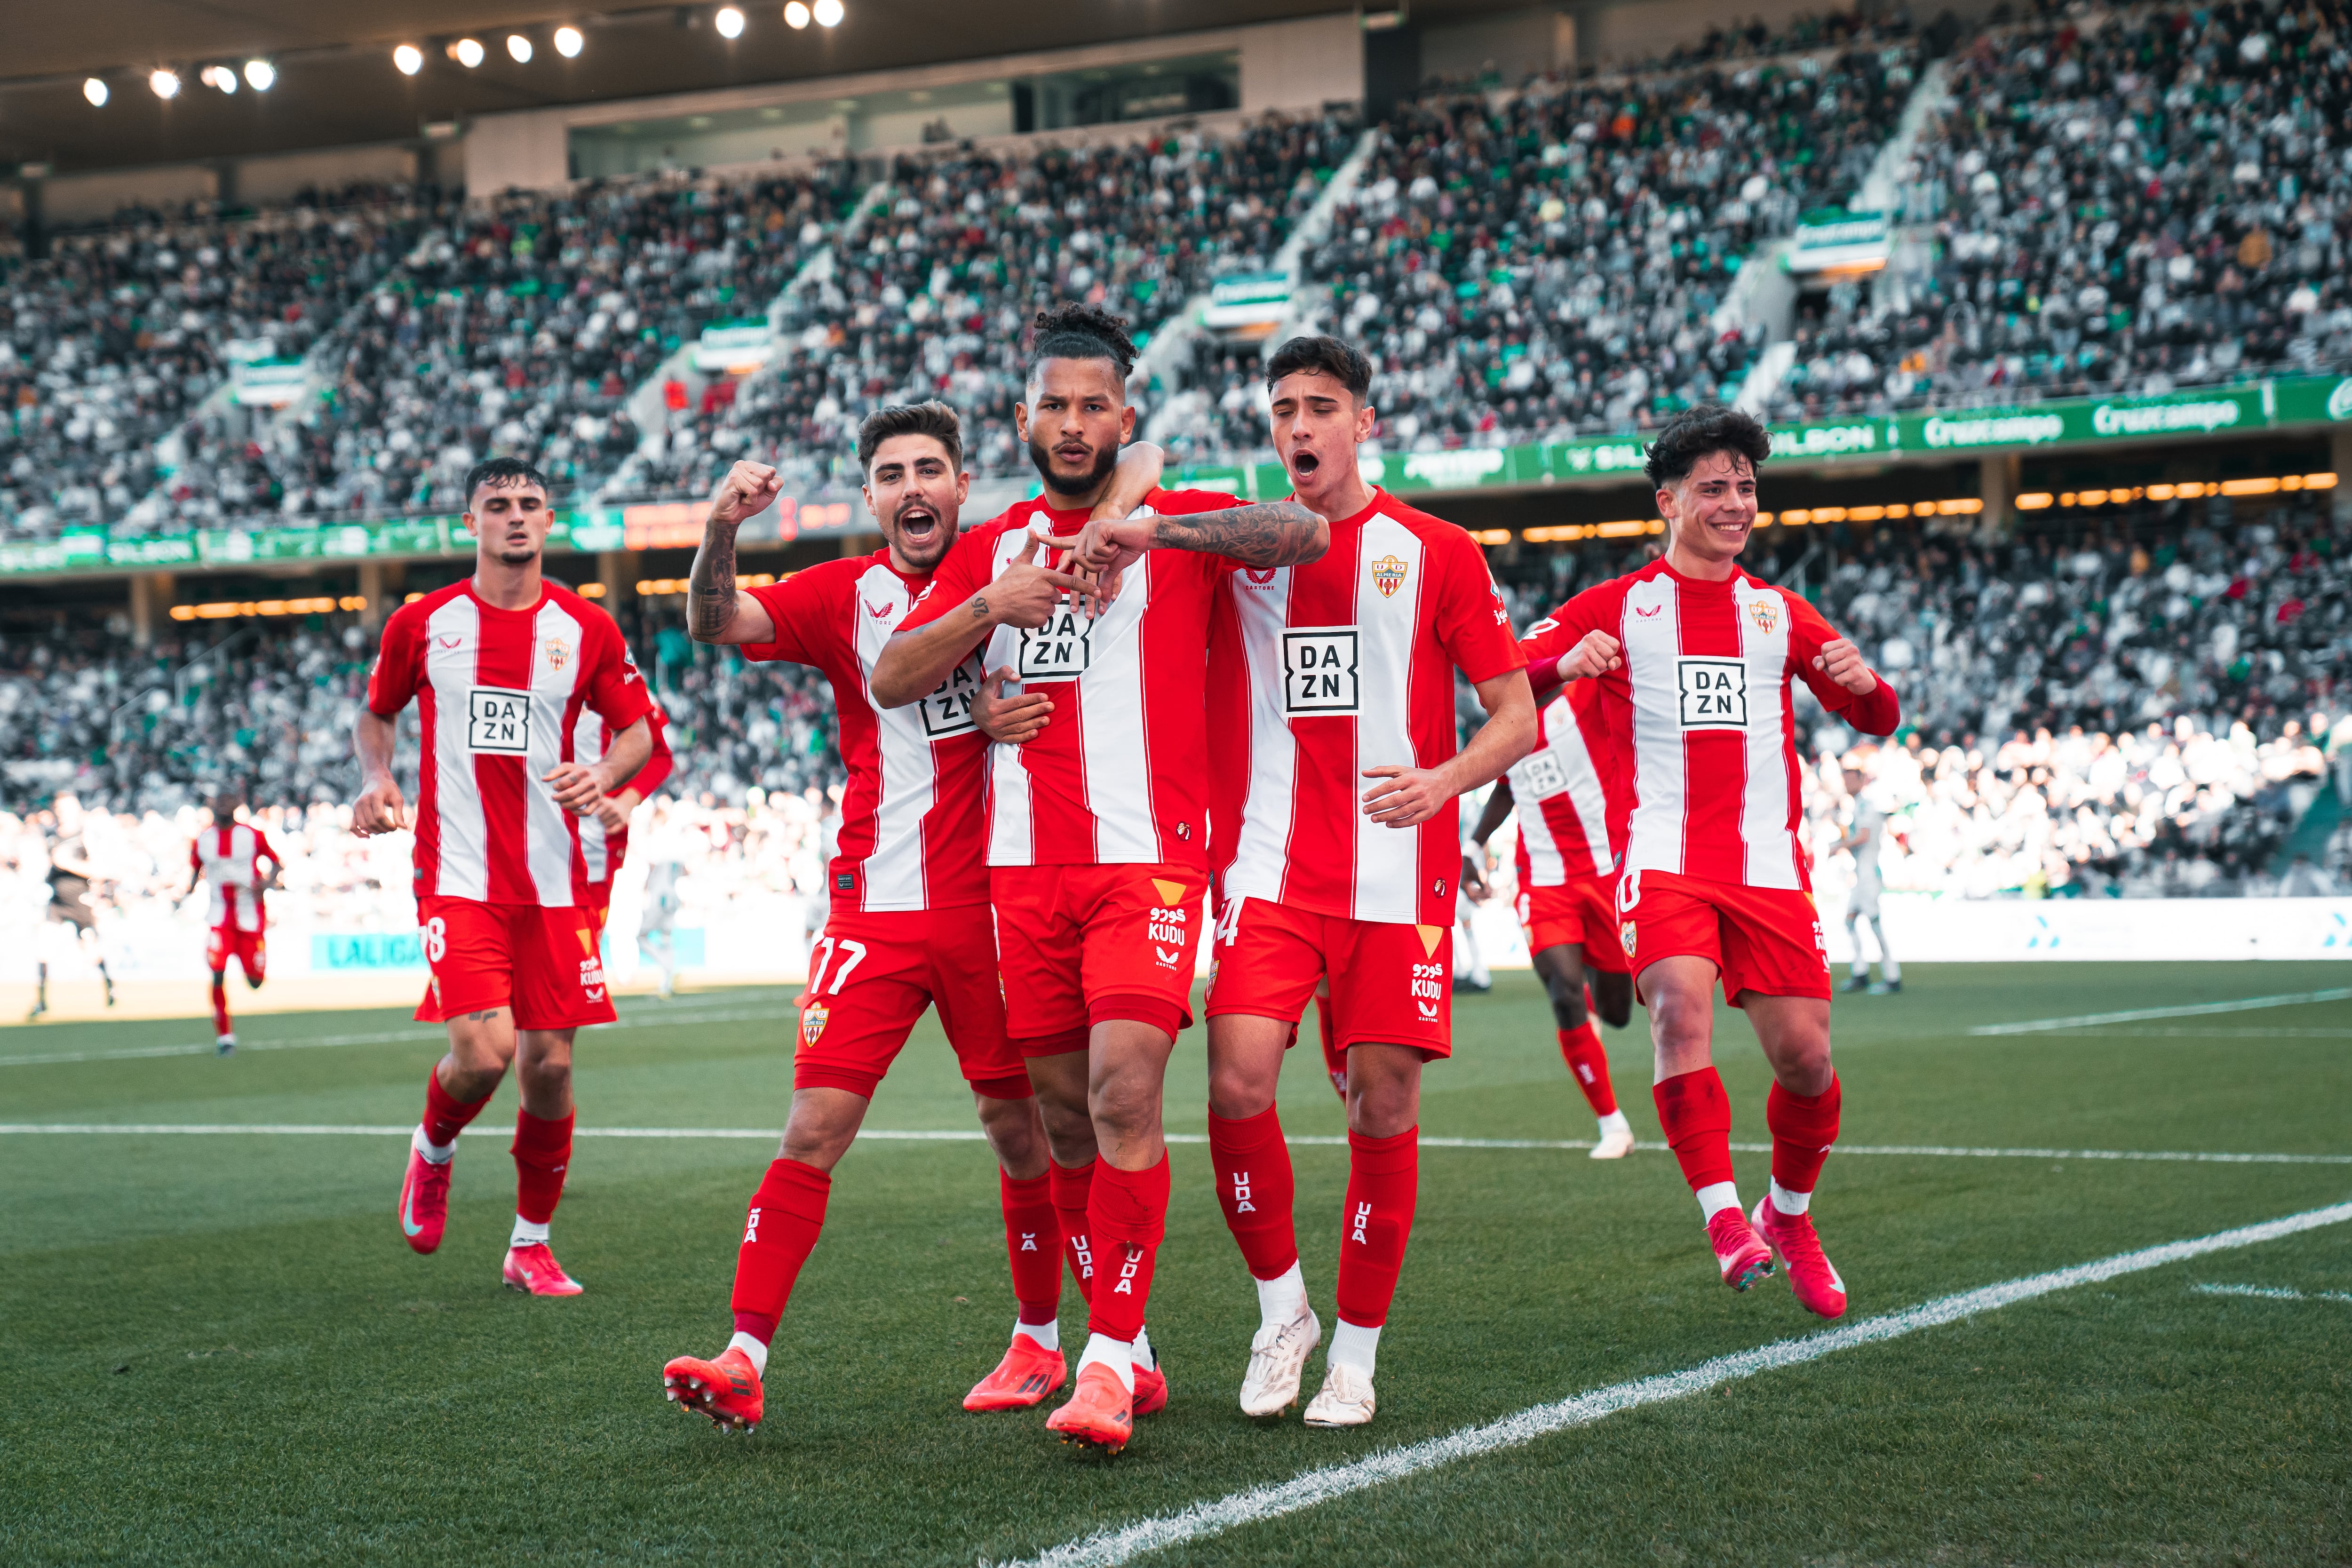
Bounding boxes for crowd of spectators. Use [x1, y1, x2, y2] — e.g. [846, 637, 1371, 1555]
[1770, 0, 2352, 420]
[1156, 41, 1921, 462]
[604, 111, 1360, 503]
[1, 184, 442, 541]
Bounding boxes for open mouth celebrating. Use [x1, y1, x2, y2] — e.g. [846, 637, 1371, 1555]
[894, 502, 942, 547]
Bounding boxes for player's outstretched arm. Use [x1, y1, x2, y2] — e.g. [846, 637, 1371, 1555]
[1095, 441, 1164, 523]
[871, 531, 1089, 708]
[1362, 670, 1538, 829]
[688, 461, 784, 646]
[1056, 500, 1328, 583]
[1465, 775, 1516, 850]
[350, 710, 408, 836]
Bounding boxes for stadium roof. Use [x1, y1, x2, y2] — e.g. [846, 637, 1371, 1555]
[2, 0, 1506, 176]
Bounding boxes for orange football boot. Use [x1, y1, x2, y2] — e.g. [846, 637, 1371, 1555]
[1045, 1363, 1134, 1453]
[663, 1347, 764, 1433]
[1131, 1358, 1169, 1416]
[1706, 1209, 1775, 1292]
[397, 1141, 452, 1255]
[964, 1331, 1068, 1411]
[501, 1242, 583, 1296]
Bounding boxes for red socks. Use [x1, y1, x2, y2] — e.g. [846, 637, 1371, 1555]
[209, 979, 230, 1037]
[1000, 1170, 1063, 1326]
[1557, 1023, 1617, 1116]
[1767, 1076, 1842, 1197]
[1085, 1155, 1169, 1342]
[1653, 1067, 1735, 1193]
[1334, 1127, 1419, 1329]
[731, 1158, 832, 1344]
[1048, 1158, 1097, 1305]
[1208, 1105, 1298, 1280]
[510, 1108, 574, 1225]
[422, 1068, 491, 1148]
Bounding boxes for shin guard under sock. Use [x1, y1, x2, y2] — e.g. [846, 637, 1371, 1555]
[1767, 1075, 1842, 1202]
[1048, 1158, 1097, 1305]
[1334, 1126, 1420, 1329]
[422, 1068, 492, 1150]
[1652, 1067, 1736, 1193]
[510, 1108, 574, 1226]
[999, 1170, 1064, 1324]
[1085, 1155, 1169, 1343]
[730, 1158, 832, 1344]
[1207, 1105, 1299, 1280]
[1556, 1023, 1618, 1116]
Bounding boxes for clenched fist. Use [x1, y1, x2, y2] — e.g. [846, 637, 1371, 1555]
[709, 460, 784, 530]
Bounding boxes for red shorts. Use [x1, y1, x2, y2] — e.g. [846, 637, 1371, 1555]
[1617, 869, 1831, 1005]
[1206, 895, 1453, 1059]
[1515, 875, 1627, 972]
[583, 885, 611, 942]
[413, 896, 616, 1031]
[990, 863, 1205, 1053]
[206, 924, 266, 982]
[794, 905, 1026, 1099]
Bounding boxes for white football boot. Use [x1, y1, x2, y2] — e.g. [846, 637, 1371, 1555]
[1302, 1360, 1377, 1428]
[1238, 1302, 1321, 1417]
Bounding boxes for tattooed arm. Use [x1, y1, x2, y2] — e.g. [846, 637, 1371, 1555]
[687, 461, 782, 645]
[870, 529, 1089, 708]
[1050, 500, 1329, 585]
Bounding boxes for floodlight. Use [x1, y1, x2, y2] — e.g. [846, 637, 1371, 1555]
[716, 6, 746, 37]
[452, 38, 485, 68]
[783, 1, 810, 24]
[151, 68, 181, 99]
[813, 0, 843, 24]
[507, 34, 533, 62]
[84, 78, 109, 106]
[555, 26, 584, 56]
[243, 59, 274, 90]
[394, 44, 424, 75]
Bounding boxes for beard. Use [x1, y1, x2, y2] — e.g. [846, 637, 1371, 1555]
[1028, 429, 1118, 498]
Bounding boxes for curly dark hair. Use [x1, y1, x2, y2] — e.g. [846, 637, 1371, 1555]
[1642, 404, 1771, 489]
[1027, 302, 1138, 384]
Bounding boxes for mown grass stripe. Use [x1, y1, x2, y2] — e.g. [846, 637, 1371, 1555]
[999, 1200, 2352, 1568]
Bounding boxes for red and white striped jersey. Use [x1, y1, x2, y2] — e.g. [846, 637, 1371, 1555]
[191, 822, 278, 933]
[1520, 557, 1898, 891]
[741, 551, 988, 911]
[366, 581, 653, 907]
[1206, 488, 1525, 927]
[898, 490, 1245, 871]
[1511, 678, 1625, 888]
[573, 701, 673, 890]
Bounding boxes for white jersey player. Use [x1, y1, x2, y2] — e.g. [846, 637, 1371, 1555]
[1835, 759, 1899, 995]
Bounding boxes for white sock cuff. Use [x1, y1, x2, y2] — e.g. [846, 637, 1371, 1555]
[413, 1124, 457, 1164]
[726, 1330, 770, 1377]
[1076, 1333, 1136, 1392]
[1597, 1109, 1632, 1134]
[509, 1214, 549, 1248]
[1015, 1316, 1060, 1353]
[1328, 1317, 1382, 1377]
[1255, 1260, 1308, 1324]
[1695, 1180, 1743, 1221]
[1769, 1178, 1812, 1216]
[1129, 1323, 1154, 1370]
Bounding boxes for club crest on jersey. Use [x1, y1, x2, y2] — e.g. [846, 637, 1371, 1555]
[1280, 627, 1359, 715]
[1017, 606, 1091, 682]
[543, 638, 571, 673]
[801, 1003, 829, 1045]
[1621, 921, 1638, 960]
[1747, 598, 1780, 635]
[1371, 554, 1408, 598]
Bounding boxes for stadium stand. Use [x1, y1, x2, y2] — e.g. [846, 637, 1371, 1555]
[1771, 0, 2352, 419]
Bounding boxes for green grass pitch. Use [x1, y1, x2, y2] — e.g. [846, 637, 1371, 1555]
[3, 963, 2349, 1565]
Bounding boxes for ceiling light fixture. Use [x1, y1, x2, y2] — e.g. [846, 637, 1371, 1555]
[554, 25, 584, 56]
[150, 68, 182, 99]
[201, 64, 238, 93]
[393, 43, 424, 75]
[507, 33, 533, 62]
[84, 77, 110, 106]
[451, 38, 485, 68]
[243, 59, 274, 90]
[783, 1, 810, 24]
[812, 0, 843, 24]
[715, 6, 746, 37]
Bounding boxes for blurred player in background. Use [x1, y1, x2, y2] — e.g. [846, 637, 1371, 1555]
[659, 406, 1160, 1435]
[577, 698, 673, 943]
[1462, 677, 1638, 1158]
[875, 307, 1328, 1453]
[1064, 334, 1531, 1430]
[1521, 405, 1896, 1321]
[187, 783, 282, 1054]
[355, 457, 654, 1298]
[1835, 756, 1900, 995]
[28, 797, 116, 1019]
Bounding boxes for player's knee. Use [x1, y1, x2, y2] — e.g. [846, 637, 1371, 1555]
[1593, 976, 1634, 1030]
[1544, 976, 1589, 1032]
[1205, 1056, 1278, 1121]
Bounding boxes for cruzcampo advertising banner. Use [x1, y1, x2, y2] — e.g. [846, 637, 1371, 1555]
[10, 375, 2352, 577]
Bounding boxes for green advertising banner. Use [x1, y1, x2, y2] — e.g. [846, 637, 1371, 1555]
[10, 375, 2351, 577]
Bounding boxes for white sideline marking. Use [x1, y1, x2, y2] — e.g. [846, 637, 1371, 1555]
[998, 1201, 2352, 1568]
[1969, 987, 2352, 1035]
[2193, 1282, 2352, 1303]
[0, 1125, 2345, 1165]
[0, 1002, 793, 1068]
